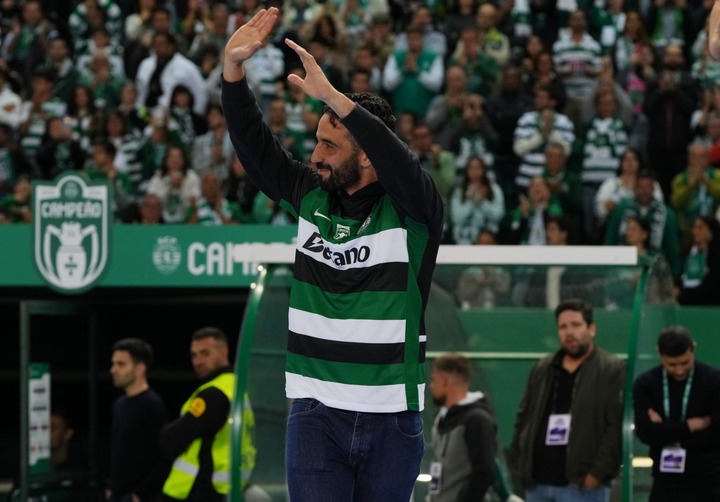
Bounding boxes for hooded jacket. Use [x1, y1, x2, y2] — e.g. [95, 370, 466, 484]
[427, 391, 497, 501]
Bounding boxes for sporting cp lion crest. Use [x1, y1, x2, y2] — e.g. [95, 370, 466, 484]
[33, 174, 110, 293]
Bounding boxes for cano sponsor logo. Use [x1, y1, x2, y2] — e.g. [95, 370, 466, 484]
[302, 232, 370, 266]
[34, 174, 110, 293]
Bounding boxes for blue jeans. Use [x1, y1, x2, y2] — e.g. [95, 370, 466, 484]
[286, 398, 424, 502]
[526, 483, 611, 502]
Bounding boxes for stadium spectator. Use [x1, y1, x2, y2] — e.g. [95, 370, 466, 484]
[192, 103, 233, 187]
[306, 37, 346, 93]
[509, 176, 563, 245]
[84, 137, 132, 222]
[454, 229, 513, 308]
[362, 13, 395, 69]
[0, 68, 22, 130]
[580, 90, 629, 242]
[35, 116, 86, 179]
[393, 5, 447, 58]
[484, 65, 534, 205]
[541, 142, 582, 243]
[644, 43, 698, 199]
[1, 0, 56, 82]
[225, 155, 260, 223]
[168, 84, 207, 146]
[116, 81, 149, 136]
[0, 174, 31, 223]
[611, 10, 650, 90]
[186, 171, 240, 225]
[146, 145, 201, 224]
[18, 69, 67, 173]
[669, 142, 720, 254]
[425, 65, 468, 151]
[604, 168, 682, 281]
[442, 0, 477, 56]
[282, 65, 321, 162]
[410, 122, 456, 204]
[552, 10, 603, 130]
[449, 93, 497, 175]
[65, 85, 102, 155]
[135, 31, 208, 116]
[448, 26, 498, 97]
[594, 148, 664, 236]
[126, 192, 165, 225]
[68, 0, 123, 55]
[123, 5, 183, 79]
[513, 84, 575, 193]
[40, 36, 80, 104]
[522, 49, 568, 113]
[448, 155, 505, 244]
[137, 105, 184, 177]
[476, 3, 511, 69]
[383, 23, 444, 118]
[185, 1, 235, 63]
[0, 123, 30, 198]
[646, 0, 693, 58]
[605, 216, 654, 309]
[677, 215, 720, 305]
[243, 34, 285, 114]
[100, 109, 146, 202]
[350, 45, 382, 94]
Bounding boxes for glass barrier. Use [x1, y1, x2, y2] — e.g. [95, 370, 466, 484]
[622, 255, 677, 502]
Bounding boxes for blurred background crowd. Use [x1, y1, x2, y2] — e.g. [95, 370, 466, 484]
[1, 0, 720, 304]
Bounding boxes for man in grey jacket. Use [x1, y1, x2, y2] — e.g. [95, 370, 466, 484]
[509, 298, 625, 502]
[427, 353, 497, 501]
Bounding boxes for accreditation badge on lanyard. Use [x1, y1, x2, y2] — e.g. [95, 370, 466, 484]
[545, 413, 571, 445]
[428, 461, 443, 495]
[659, 367, 694, 473]
[659, 447, 686, 473]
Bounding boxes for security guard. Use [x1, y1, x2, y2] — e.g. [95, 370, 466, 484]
[160, 327, 261, 502]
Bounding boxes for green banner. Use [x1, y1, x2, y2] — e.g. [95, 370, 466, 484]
[1, 224, 297, 292]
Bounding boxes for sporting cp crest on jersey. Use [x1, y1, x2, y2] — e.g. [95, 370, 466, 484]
[33, 173, 110, 293]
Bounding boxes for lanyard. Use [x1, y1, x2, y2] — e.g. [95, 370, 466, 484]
[663, 366, 694, 421]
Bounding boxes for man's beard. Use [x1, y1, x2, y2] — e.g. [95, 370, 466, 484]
[317, 156, 361, 192]
[432, 394, 446, 406]
[563, 340, 591, 359]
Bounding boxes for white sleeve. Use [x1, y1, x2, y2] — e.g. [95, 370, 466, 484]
[418, 55, 444, 93]
[382, 56, 402, 91]
[594, 178, 615, 219]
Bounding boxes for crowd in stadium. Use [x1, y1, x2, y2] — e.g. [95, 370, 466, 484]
[1, 0, 720, 303]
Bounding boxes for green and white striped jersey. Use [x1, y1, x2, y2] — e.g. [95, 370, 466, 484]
[286, 188, 428, 412]
[582, 116, 628, 185]
[552, 33, 603, 99]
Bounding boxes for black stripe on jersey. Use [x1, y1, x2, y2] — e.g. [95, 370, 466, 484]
[288, 331, 405, 364]
[294, 251, 408, 293]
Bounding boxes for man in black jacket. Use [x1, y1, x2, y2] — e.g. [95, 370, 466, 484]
[633, 325, 720, 502]
[109, 338, 169, 502]
[509, 298, 625, 501]
[427, 353, 497, 502]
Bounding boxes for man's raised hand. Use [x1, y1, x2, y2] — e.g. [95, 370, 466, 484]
[285, 38, 355, 118]
[224, 7, 279, 81]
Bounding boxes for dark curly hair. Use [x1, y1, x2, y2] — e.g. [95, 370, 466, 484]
[322, 92, 396, 132]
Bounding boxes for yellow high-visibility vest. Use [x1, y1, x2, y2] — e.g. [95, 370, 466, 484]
[162, 372, 256, 499]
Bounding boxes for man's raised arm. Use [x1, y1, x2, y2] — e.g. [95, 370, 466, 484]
[710, 1, 720, 60]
